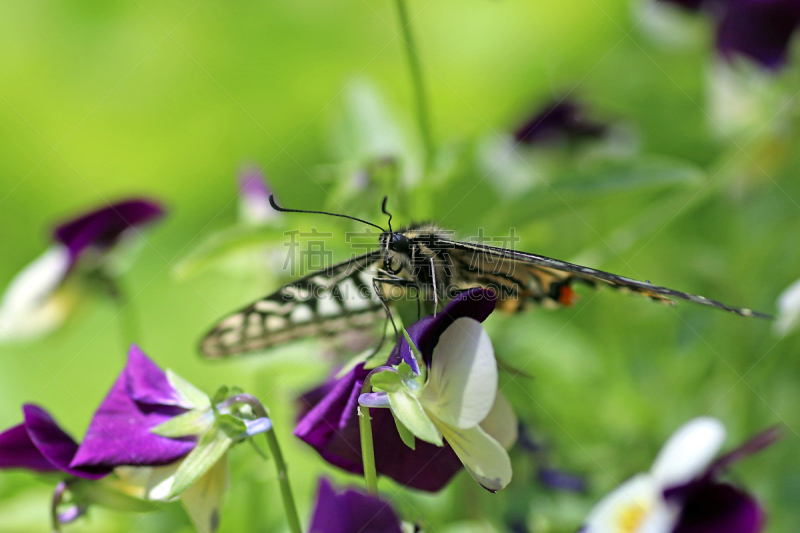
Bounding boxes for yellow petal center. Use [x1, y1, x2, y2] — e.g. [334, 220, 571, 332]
[616, 502, 649, 533]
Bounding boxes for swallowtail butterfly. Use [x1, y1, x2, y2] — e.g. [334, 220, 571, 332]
[199, 196, 769, 358]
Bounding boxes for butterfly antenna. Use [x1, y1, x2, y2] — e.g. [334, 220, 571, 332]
[381, 196, 393, 234]
[269, 194, 386, 232]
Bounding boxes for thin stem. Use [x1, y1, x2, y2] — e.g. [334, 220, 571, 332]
[223, 394, 302, 533]
[359, 404, 379, 495]
[359, 369, 393, 496]
[394, 0, 435, 170]
[264, 429, 302, 533]
[264, 428, 302, 533]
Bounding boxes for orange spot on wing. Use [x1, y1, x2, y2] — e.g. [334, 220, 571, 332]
[558, 286, 579, 306]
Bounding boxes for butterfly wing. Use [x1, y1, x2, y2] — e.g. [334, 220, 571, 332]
[442, 240, 770, 318]
[199, 251, 386, 358]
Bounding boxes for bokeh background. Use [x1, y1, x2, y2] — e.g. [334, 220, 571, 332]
[2, 0, 800, 531]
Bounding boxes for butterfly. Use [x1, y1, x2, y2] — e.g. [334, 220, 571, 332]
[199, 196, 770, 358]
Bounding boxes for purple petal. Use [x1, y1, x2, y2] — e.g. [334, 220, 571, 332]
[666, 481, 764, 533]
[707, 426, 780, 478]
[514, 100, 606, 145]
[717, 0, 800, 70]
[238, 167, 271, 202]
[0, 422, 58, 473]
[295, 364, 463, 492]
[125, 344, 189, 408]
[53, 199, 164, 264]
[394, 287, 497, 370]
[22, 405, 110, 479]
[309, 478, 403, 533]
[657, 0, 707, 10]
[238, 167, 277, 224]
[296, 373, 340, 423]
[71, 347, 195, 469]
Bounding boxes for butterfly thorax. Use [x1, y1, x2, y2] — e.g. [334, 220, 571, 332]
[379, 224, 456, 296]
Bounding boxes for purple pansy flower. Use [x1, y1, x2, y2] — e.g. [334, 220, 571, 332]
[658, 0, 707, 11]
[0, 198, 163, 343]
[295, 289, 506, 492]
[71, 344, 196, 470]
[53, 199, 164, 266]
[581, 418, 776, 533]
[514, 100, 606, 146]
[309, 478, 403, 533]
[659, 0, 800, 69]
[238, 167, 277, 225]
[295, 362, 463, 492]
[0, 404, 110, 479]
[717, 0, 800, 70]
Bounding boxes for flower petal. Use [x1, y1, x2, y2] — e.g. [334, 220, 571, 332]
[581, 473, 677, 533]
[125, 345, 189, 408]
[0, 422, 58, 473]
[238, 167, 277, 224]
[437, 420, 512, 492]
[651, 417, 726, 489]
[71, 348, 195, 469]
[666, 481, 763, 533]
[420, 317, 497, 429]
[180, 455, 228, 533]
[294, 363, 463, 492]
[309, 478, 403, 533]
[775, 277, 800, 336]
[395, 288, 496, 369]
[514, 100, 606, 145]
[53, 199, 164, 264]
[479, 392, 518, 451]
[0, 246, 72, 342]
[22, 404, 110, 479]
[717, 0, 800, 70]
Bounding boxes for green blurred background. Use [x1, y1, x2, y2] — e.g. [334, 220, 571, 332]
[2, 0, 800, 531]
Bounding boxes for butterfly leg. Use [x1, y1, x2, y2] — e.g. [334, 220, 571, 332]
[373, 273, 421, 341]
[366, 315, 390, 362]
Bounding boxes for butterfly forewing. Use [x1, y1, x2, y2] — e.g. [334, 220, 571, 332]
[442, 240, 770, 318]
[200, 251, 385, 358]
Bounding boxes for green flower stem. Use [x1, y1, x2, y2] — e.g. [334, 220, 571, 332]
[264, 428, 302, 533]
[394, 0, 435, 170]
[358, 366, 398, 495]
[225, 394, 302, 533]
[51, 480, 68, 533]
[359, 374, 381, 495]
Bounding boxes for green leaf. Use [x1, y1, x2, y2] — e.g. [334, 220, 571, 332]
[387, 390, 442, 446]
[167, 370, 210, 410]
[370, 370, 401, 392]
[167, 426, 233, 499]
[151, 409, 214, 438]
[216, 413, 247, 439]
[393, 416, 416, 450]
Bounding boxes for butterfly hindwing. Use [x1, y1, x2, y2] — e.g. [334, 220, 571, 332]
[200, 251, 385, 358]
